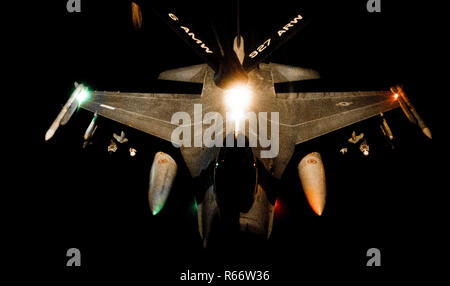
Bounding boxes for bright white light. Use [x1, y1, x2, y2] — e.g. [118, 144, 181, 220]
[224, 84, 252, 132]
[76, 87, 90, 105]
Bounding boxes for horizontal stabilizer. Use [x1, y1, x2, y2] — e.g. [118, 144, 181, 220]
[158, 64, 207, 83]
[268, 63, 320, 83]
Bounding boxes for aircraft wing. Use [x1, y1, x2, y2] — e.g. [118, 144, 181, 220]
[80, 91, 203, 142]
[274, 90, 399, 144]
[256, 89, 399, 178]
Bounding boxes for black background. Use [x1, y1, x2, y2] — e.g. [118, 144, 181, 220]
[10, 0, 447, 283]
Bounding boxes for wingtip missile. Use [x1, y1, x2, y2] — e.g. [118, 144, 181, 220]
[45, 123, 58, 141]
[391, 85, 432, 140]
[45, 83, 89, 141]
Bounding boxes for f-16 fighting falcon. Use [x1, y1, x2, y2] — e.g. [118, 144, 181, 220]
[45, 1, 431, 247]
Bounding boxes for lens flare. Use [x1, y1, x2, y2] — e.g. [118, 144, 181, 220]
[224, 84, 252, 132]
[76, 86, 90, 105]
[393, 93, 399, 100]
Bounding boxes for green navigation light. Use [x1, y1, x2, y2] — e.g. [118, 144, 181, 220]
[76, 86, 90, 105]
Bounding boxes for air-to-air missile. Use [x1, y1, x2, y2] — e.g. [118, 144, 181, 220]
[148, 152, 178, 215]
[82, 112, 98, 149]
[379, 113, 394, 141]
[83, 112, 98, 141]
[297, 152, 326, 216]
[391, 86, 432, 139]
[45, 83, 90, 141]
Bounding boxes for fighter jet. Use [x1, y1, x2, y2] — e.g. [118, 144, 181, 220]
[45, 2, 431, 247]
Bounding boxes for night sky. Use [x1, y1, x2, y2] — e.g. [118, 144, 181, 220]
[14, 0, 446, 282]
